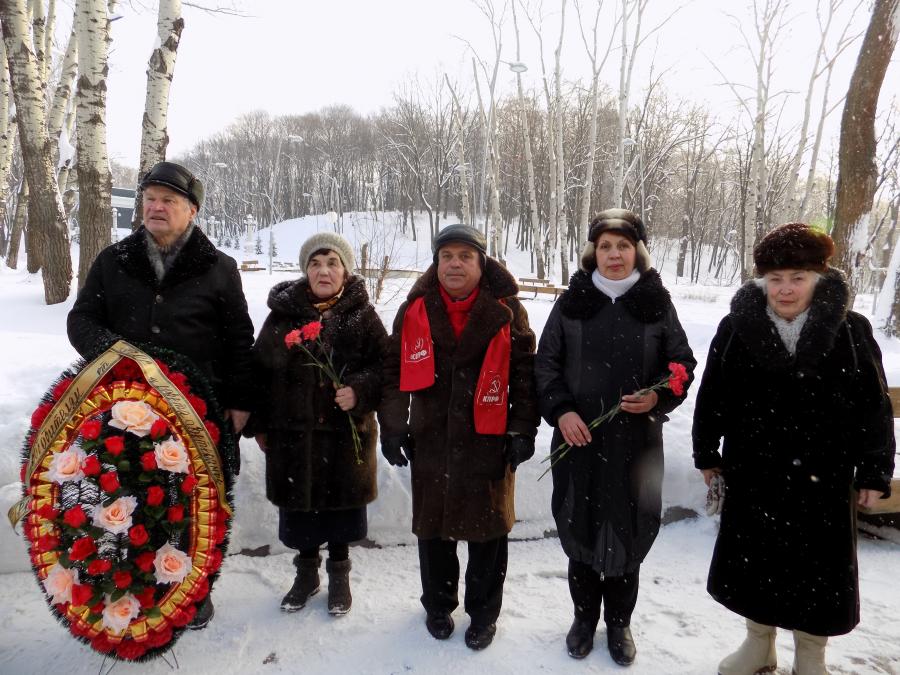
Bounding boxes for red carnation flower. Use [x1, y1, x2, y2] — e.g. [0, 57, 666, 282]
[51, 378, 73, 400]
[90, 600, 105, 614]
[168, 371, 190, 391]
[284, 328, 302, 348]
[99, 471, 120, 493]
[166, 504, 184, 523]
[180, 474, 198, 495]
[113, 570, 132, 589]
[82, 454, 102, 476]
[140, 451, 157, 472]
[63, 505, 88, 528]
[204, 420, 220, 444]
[31, 402, 54, 429]
[91, 632, 116, 654]
[136, 586, 156, 609]
[187, 394, 207, 418]
[117, 638, 148, 661]
[111, 359, 142, 382]
[208, 547, 223, 572]
[69, 536, 97, 561]
[300, 321, 323, 342]
[149, 418, 169, 440]
[81, 419, 103, 440]
[34, 533, 60, 553]
[36, 503, 60, 521]
[195, 575, 210, 600]
[214, 524, 227, 545]
[128, 524, 150, 547]
[71, 583, 94, 607]
[171, 603, 197, 628]
[20, 462, 27, 483]
[154, 359, 171, 376]
[134, 550, 155, 572]
[145, 626, 173, 649]
[667, 362, 689, 398]
[145, 485, 165, 507]
[103, 435, 126, 456]
[87, 558, 112, 576]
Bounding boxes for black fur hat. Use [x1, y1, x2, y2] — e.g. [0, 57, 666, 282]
[432, 224, 488, 263]
[140, 161, 204, 208]
[753, 223, 835, 275]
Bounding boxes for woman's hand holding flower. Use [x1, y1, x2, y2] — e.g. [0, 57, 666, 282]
[558, 412, 592, 447]
[620, 390, 658, 414]
[334, 386, 357, 412]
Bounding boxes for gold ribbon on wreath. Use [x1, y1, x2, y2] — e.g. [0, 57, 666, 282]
[8, 340, 232, 528]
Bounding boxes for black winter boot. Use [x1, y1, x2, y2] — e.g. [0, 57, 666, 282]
[607, 625, 636, 666]
[281, 555, 321, 612]
[326, 558, 352, 615]
[566, 618, 596, 659]
[464, 622, 497, 651]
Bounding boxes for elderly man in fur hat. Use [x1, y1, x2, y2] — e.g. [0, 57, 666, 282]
[379, 224, 540, 651]
[67, 161, 255, 629]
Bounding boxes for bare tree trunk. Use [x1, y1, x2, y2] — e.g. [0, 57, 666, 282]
[48, 24, 78, 144]
[1, 0, 73, 303]
[132, 0, 184, 229]
[75, 0, 115, 288]
[6, 179, 26, 268]
[0, 35, 15, 260]
[832, 0, 898, 295]
[444, 75, 471, 227]
[554, 0, 569, 283]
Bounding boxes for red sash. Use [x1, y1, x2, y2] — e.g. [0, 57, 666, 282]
[399, 296, 511, 435]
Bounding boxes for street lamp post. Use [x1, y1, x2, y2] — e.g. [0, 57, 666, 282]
[268, 134, 304, 274]
[243, 214, 257, 261]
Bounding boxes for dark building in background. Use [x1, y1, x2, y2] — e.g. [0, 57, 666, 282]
[112, 187, 136, 229]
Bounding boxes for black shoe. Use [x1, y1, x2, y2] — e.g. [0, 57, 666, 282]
[425, 612, 455, 640]
[607, 625, 636, 666]
[281, 555, 321, 613]
[326, 558, 352, 615]
[187, 596, 214, 630]
[566, 618, 596, 659]
[464, 622, 497, 651]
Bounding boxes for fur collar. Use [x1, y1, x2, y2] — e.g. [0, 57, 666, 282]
[407, 258, 518, 366]
[729, 268, 850, 370]
[558, 268, 672, 323]
[115, 226, 218, 288]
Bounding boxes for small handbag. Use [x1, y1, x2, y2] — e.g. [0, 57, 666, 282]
[706, 473, 725, 516]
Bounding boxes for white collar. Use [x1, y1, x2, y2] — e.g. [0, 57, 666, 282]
[592, 268, 640, 302]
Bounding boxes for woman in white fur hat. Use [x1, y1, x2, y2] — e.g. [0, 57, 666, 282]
[246, 232, 386, 617]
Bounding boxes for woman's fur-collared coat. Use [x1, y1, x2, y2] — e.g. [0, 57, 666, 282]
[378, 259, 540, 542]
[249, 275, 386, 511]
[692, 269, 895, 636]
[535, 269, 696, 577]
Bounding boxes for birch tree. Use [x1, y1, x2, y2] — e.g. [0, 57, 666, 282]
[445, 75, 472, 226]
[0, 0, 73, 303]
[132, 0, 184, 228]
[0, 36, 16, 260]
[553, 0, 569, 282]
[74, 0, 115, 288]
[832, 0, 899, 294]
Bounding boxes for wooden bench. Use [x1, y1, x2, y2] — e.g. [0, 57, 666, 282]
[240, 259, 265, 272]
[518, 277, 568, 300]
[857, 387, 900, 516]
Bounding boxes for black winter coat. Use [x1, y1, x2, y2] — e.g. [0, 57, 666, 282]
[378, 260, 540, 542]
[249, 276, 385, 511]
[692, 270, 895, 636]
[67, 227, 255, 411]
[535, 269, 696, 577]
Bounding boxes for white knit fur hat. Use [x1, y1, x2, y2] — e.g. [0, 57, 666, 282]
[298, 232, 356, 273]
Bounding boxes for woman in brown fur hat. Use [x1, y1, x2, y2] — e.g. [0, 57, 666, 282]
[692, 223, 895, 675]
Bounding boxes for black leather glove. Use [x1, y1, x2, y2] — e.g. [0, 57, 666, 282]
[504, 434, 535, 472]
[381, 434, 415, 467]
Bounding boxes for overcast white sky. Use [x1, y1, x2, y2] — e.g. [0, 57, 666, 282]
[100, 0, 898, 168]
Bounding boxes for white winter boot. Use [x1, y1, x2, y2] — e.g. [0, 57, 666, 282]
[792, 630, 828, 675]
[718, 619, 777, 675]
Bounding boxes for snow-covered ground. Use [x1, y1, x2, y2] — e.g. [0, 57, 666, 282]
[1, 213, 898, 674]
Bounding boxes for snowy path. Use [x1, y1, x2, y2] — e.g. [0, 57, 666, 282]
[2, 519, 897, 674]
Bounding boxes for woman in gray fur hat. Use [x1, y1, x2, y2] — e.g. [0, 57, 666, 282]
[246, 231, 386, 616]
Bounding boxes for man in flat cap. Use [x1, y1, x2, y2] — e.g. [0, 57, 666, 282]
[67, 161, 255, 629]
[378, 224, 539, 650]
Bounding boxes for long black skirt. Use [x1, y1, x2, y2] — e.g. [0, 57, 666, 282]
[278, 506, 368, 551]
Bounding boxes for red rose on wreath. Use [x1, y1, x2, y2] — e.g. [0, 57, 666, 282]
[104, 435, 126, 456]
[34, 534, 60, 553]
[135, 586, 156, 608]
[167, 505, 184, 523]
[82, 454, 101, 476]
[70, 536, 97, 561]
[99, 471, 120, 493]
[63, 505, 88, 528]
[145, 485, 165, 507]
[140, 451, 157, 472]
[111, 360, 142, 382]
[113, 570, 132, 589]
[87, 558, 112, 576]
[31, 402, 54, 429]
[81, 419, 103, 440]
[180, 474, 198, 495]
[204, 420, 220, 444]
[71, 583, 94, 607]
[36, 503, 60, 520]
[128, 524, 149, 547]
[150, 418, 169, 440]
[134, 550, 155, 572]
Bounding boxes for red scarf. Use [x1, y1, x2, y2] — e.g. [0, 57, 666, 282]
[399, 293, 511, 435]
